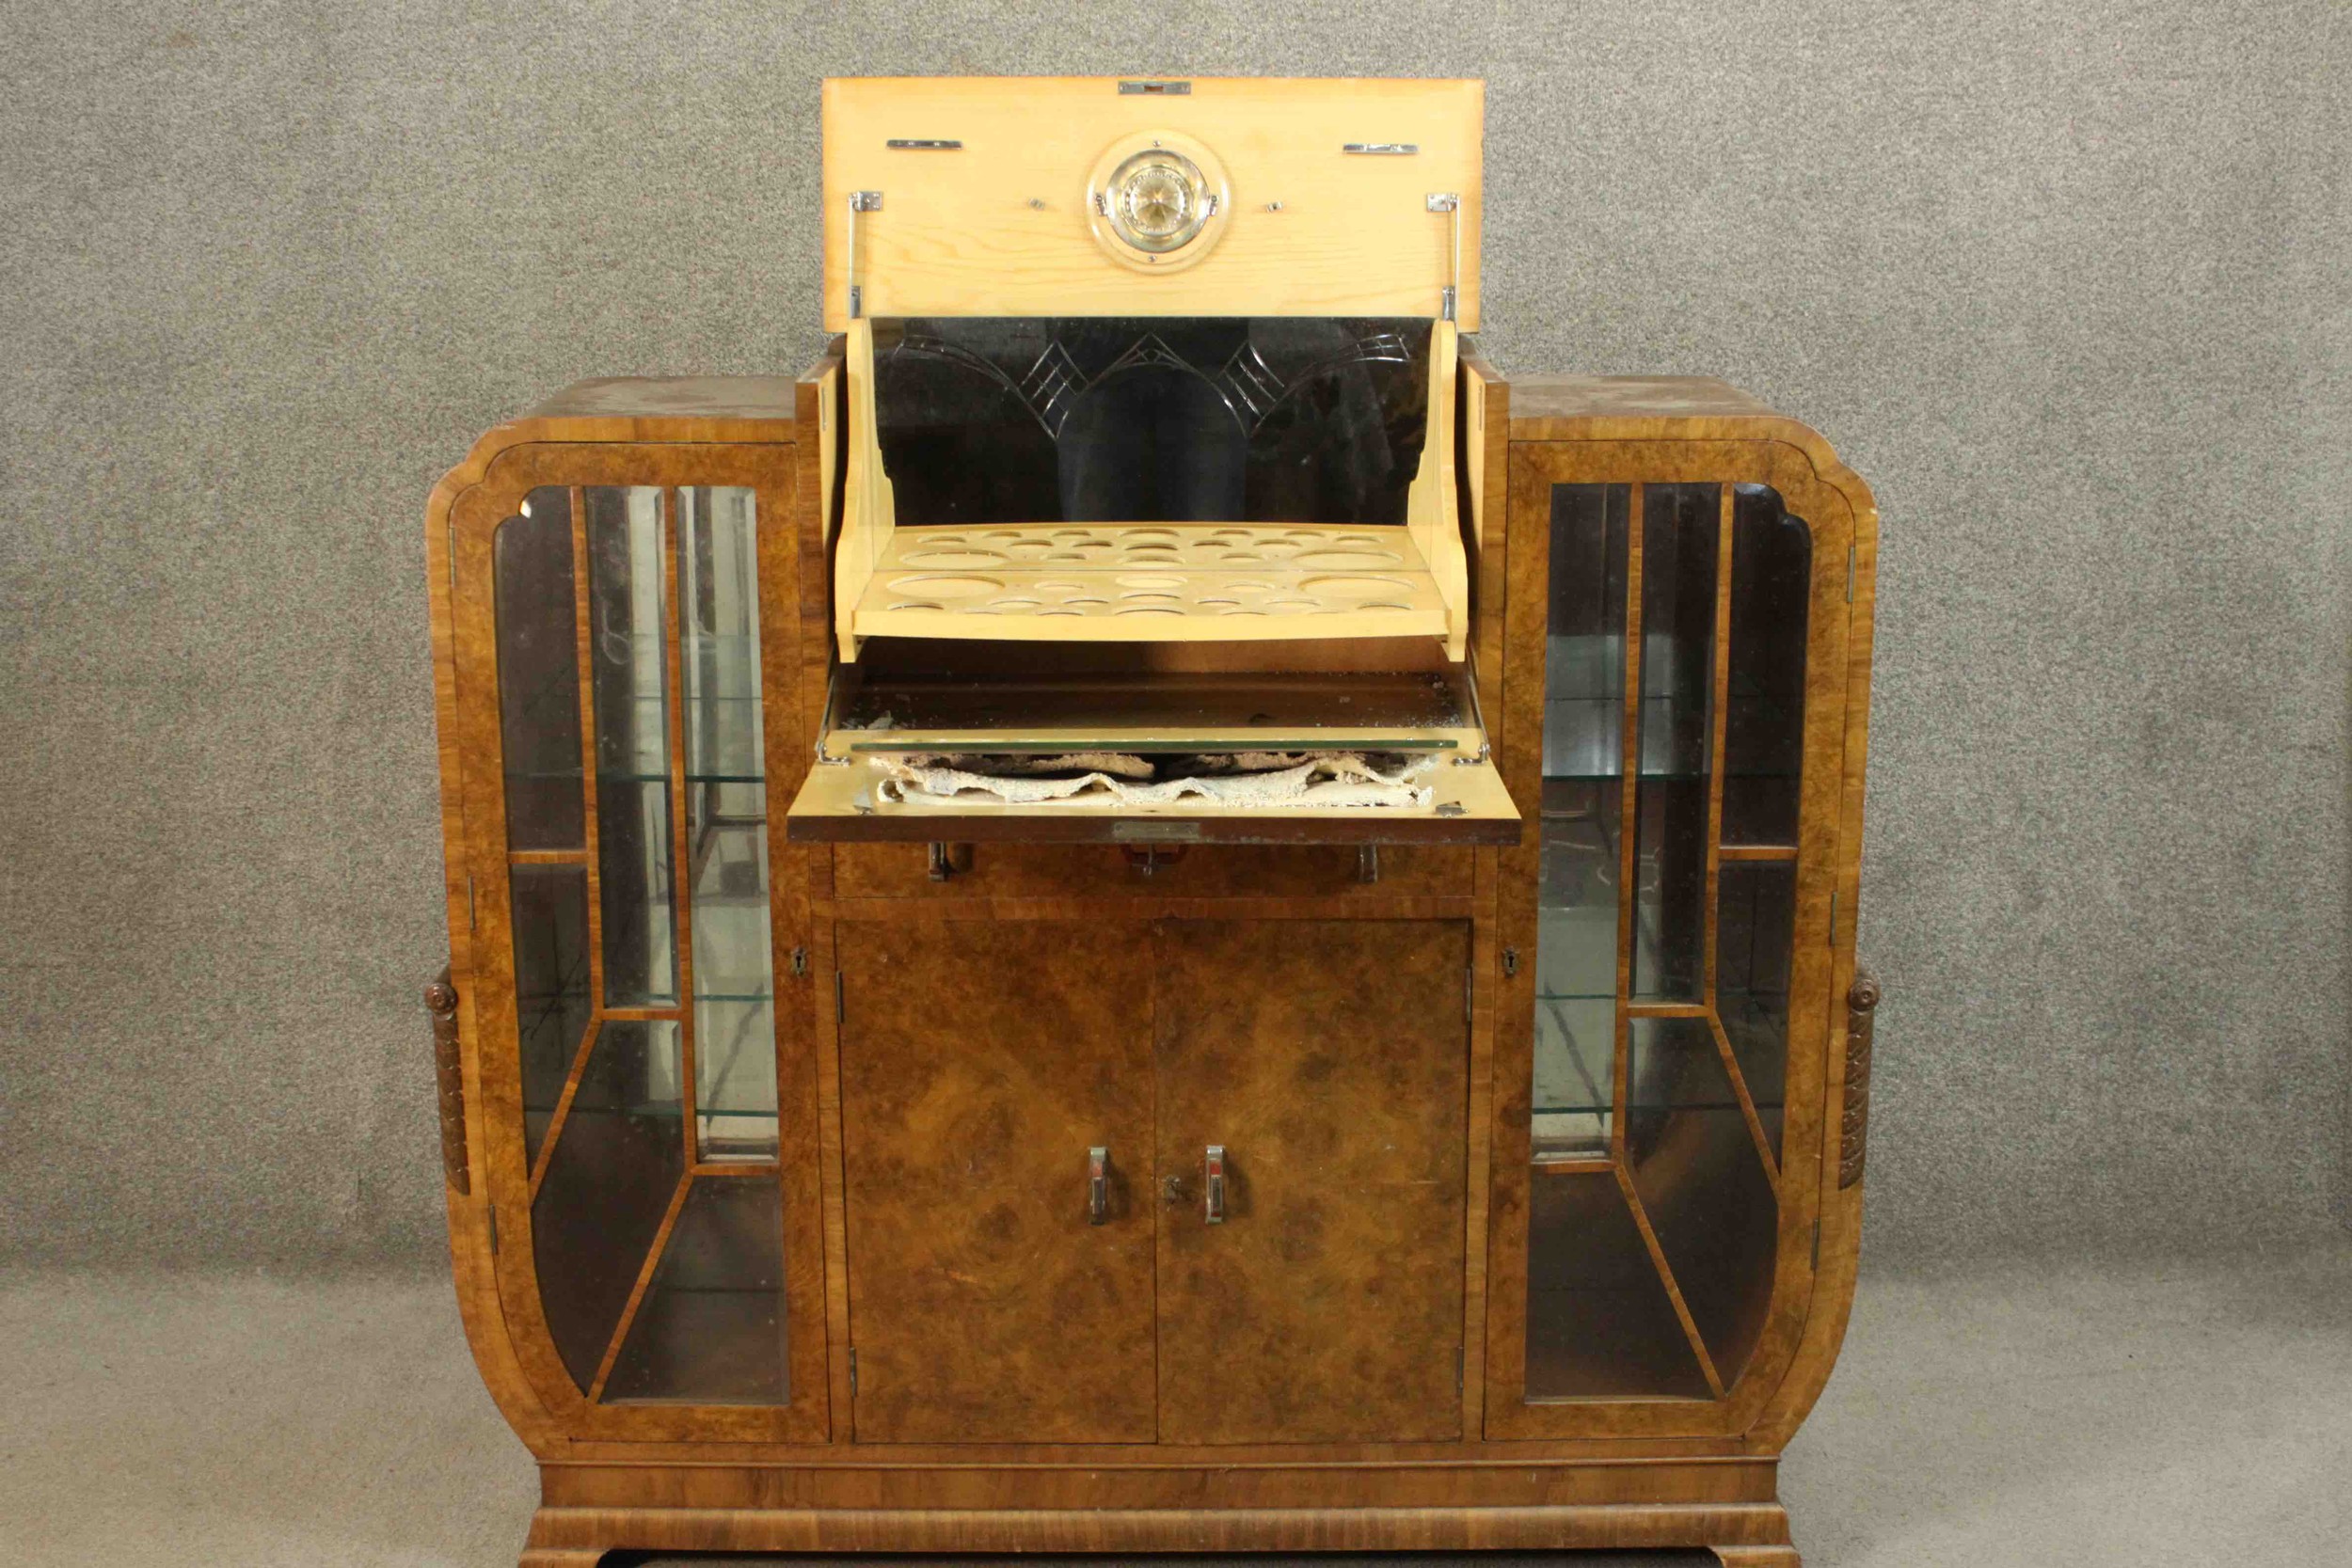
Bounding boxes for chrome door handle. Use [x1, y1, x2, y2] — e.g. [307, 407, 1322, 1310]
[1203, 1145, 1227, 1225]
[1087, 1146, 1109, 1225]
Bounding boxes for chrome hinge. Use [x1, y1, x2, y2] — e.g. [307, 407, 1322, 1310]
[885, 138, 961, 150]
[1120, 79, 1190, 96]
[1847, 545, 1856, 603]
[848, 1348, 859, 1393]
[1811, 1220, 1822, 1270]
[1502, 947, 1519, 978]
[1347, 142, 1421, 155]
[846, 190, 882, 318]
[1427, 193, 1461, 322]
[445, 521, 457, 589]
[486, 1203, 499, 1256]
[466, 876, 476, 931]
[1454, 1345, 1466, 1395]
[834, 972, 845, 1024]
[788, 946, 808, 979]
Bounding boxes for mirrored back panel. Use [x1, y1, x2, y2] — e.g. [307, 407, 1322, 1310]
[873, 317, 1433, 529]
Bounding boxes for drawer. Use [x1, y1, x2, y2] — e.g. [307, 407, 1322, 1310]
[831, 841, 1475, 899]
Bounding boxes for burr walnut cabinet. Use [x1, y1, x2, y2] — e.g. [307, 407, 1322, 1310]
[422, 76, 1882, 1567]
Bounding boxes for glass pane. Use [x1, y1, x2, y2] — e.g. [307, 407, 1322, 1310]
[1524, 1169, 1711, 1401]
[871, 317, 1431, 527]
[509, 864, 592, 1166]
[586, 486, 677, 1008]
[531, 1019, 686, 1391]
[493, 489, 583, 850]
[1533, 485, 1629, 1158]
[1717, 862, 1797, 1158]
[605, 1175, 789, 1403]
[1630, 484, 1718, 1002]
[679, 486, 778, 1162]
[1534, 782, 1617, 1157]
[1542, 485, 1629, 780]
[679, 486, 766, 784]
[1723, 486, 1812, 845]
[1625, 1016, 1777, 1385]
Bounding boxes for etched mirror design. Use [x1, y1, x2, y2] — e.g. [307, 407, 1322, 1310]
[872, 317, 1430, 527]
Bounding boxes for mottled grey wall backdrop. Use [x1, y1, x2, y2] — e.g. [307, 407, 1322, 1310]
[3, 2, 2344, 1271]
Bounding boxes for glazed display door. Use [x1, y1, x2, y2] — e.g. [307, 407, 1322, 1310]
[835, 916, 1470, 1444]
[1486, 442, 1854, 1439]
[448, 443, 830, 1441]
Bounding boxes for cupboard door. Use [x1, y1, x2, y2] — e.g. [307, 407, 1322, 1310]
[838, 920, 1156, 1443]
[1153, 919, 1470, 1444]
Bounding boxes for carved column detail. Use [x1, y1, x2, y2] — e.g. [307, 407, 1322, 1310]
[1837, 972, 1882, 1190]
[425, 967, 469, 1195]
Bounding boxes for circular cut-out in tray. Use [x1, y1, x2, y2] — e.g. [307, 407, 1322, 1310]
[886, 574, 1001, 598]
[1116, 604, 1182, 616]
[1299, 575, 1411, 597]
[1117, 575, 1185, 588]
[886, 600, 945, 611]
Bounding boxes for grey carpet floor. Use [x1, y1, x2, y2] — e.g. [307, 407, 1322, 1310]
[7, 1248, 2347, 1566]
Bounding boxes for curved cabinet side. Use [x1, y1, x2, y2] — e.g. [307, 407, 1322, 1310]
[1749, 449, 1879, 1450]
[426, 471, 565, 1452]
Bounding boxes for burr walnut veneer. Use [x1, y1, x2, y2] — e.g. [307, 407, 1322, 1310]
[422, 75, 1881, 1568]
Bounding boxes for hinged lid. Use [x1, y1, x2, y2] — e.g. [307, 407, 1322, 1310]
[822, 76, 1484, 329]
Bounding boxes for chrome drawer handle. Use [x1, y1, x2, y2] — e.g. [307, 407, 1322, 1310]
[1087, 1146, 1110, 1225]
[1203, 1145, 1227, 1225]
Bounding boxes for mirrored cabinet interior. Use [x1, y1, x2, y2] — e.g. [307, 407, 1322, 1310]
[422, 77, 1881, 1568]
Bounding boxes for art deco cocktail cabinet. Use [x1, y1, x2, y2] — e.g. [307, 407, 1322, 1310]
[423, 76, 1882, 1567]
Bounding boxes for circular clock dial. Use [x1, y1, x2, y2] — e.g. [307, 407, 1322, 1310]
[1108, 150, 1211, 253]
